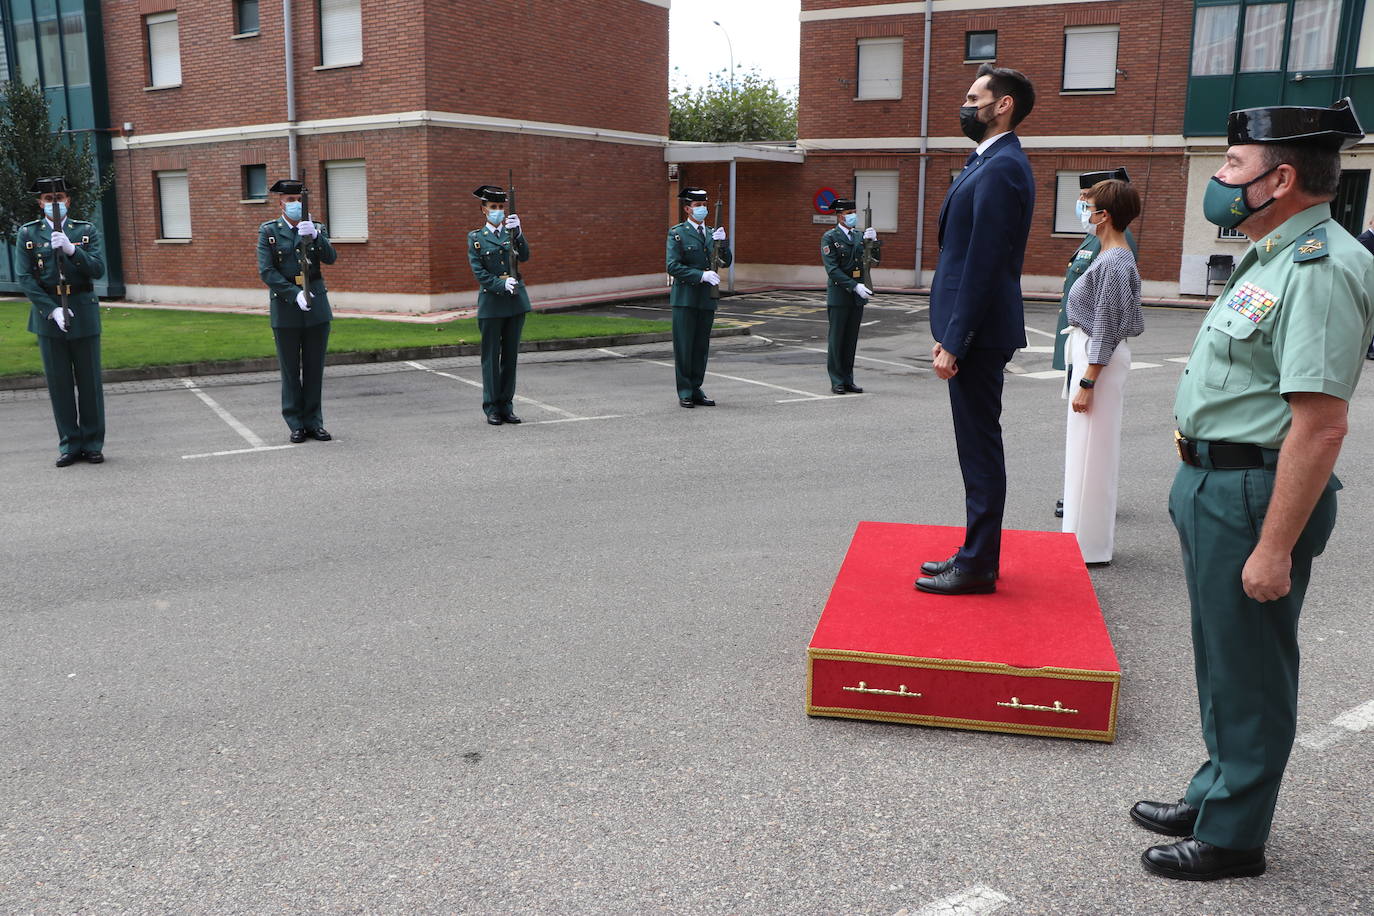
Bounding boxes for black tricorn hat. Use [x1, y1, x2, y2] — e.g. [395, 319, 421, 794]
[269, 178, 305, 194]
[829, 198, 858, 212]
[30, 176, 68, 195]
[678, 187, 709, 202]
[473, 185, 507, 203]
[1227, 97, 1365, 150]
[1079, 167, 1130, 189]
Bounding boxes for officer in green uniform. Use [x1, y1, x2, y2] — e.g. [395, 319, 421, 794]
[466, 185, 531, 425]
[257, 178, 338, 443]
[820, 198, 879, 394]
[1131, 98, 1374, 881]
[666, 187, 732, 408]
[1052, 168, 1137, 517]
[17, 177, 107, 467]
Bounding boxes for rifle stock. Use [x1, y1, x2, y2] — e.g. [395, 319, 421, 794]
[861, 192, 877, 295]
[508, 169, 521, 282]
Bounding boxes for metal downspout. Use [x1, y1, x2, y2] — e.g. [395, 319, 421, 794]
[914, 0, 933, 288]
[284, 0, 298, 175]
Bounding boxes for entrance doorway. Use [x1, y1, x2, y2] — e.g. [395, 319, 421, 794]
[1332, 170, 1369, 237]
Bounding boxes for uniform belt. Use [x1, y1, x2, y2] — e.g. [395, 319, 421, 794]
[44, 282, 92, 296]
[1174, 431, 1278, 470]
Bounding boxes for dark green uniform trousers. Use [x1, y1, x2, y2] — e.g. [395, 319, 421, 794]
[1169, 459, 1339, 848]
[827, 305, 864, 387]
[38, 334, 104, 455]
[273, 323, 330, 431]
[479, 313, 525, 417]
[672, 307, 714, 400]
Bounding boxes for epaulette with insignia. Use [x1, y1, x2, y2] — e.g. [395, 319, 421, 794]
[1294, 227, 1329, 263]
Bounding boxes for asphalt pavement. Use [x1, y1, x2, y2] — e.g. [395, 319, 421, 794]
[2, 292, 1371, 915]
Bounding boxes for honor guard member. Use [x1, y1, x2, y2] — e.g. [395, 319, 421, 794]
[257, 178, 338, 443]
[1052, 167, 1137, 518]
[18, 177, 107, 466]
[1132, 98, 1374, 881]
[820, 198, 879, 393]
[666, 188, 731, 407]
[467, 185, 531, 425]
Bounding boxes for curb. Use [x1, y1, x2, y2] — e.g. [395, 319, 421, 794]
[0, 326, 751, 391]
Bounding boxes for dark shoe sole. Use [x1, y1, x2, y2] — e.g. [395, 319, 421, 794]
[1140, 852, 1265, 881]
[1129, 809, 1195, 837]
[914, 581, 997, 596]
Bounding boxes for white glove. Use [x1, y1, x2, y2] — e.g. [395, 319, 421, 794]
[701, 270, 721, 286]
[504, 213, 522, 233]
[50, 231, 76, 255]
[295, 290, 311, 311]
[504, 277, 519, 294]
[712, 227, 726, 241]
[50, 307, 69, 331]
[863, 227, 878, 241]
[296, 220, 319, 239]
[854, 283, 873, 300]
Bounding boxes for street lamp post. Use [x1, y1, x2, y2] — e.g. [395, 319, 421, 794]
[712, 19, 734, 94]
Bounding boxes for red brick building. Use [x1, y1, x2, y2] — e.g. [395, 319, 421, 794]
[105, 0, 670, 311]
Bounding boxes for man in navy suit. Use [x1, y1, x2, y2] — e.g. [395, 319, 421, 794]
[916, 64, 1037, 596]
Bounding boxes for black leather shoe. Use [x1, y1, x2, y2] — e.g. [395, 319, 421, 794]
[843, 383, 864, 393]
[289, 428, 307, 443]
[1131, 799, 1198, 837]
[486, 415, 504, 425]
[308, 427, 332, 441]
[83, 451, 104, 464]
[831, 384, 846, 394]
[501, 413, 522, 424]
[691, 394, 715, 406]
[1141, 837, 1265, 881]
[921, 555, 999, 579]
[915, 566, 997, 595]
[55, 452, 79, 467]
[679, 398, 695, 408]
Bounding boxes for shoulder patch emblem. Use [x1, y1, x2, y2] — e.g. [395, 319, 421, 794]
[1224, 281, 1279, 323]
[822, 244, 830, 254]
[1294, 228, 1329, 262]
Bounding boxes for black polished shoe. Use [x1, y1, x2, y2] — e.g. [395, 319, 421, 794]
[501, 413, 522, 424]
[308, 427, 332, 441]
[920, 555, 999, 579]
[843, 383, 864, 393]
[691, 395, 715, 407]
[1141, 837, 1265, 881]
[831, 384, 847, 394]
[55, 452, 79, 468]
[83, 451, 104, 464]
[1130, 799, 1198, 837]
[289, 428, 308, 443]
[679, 398, 695, 408]
[1055, 498, 1064, 519]
[486, 414, 504, 425]
[915, 566, 997, 595]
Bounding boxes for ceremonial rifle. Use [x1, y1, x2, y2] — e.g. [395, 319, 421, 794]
[709, 184, 724, 300]
[52, 206, 74, 329]
[507, 169, 522, 283]
[296, 175, 314, 309]
[861, 192, 878, 297]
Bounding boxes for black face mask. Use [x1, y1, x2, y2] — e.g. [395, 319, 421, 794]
[959, 101, 995, 143]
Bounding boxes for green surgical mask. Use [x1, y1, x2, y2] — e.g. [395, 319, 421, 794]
[1203, 166, 1277, 229]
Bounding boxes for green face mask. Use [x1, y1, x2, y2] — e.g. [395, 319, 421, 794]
[1203, 165, 1278, 229]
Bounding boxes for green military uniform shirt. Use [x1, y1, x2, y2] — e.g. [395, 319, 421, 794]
[666, 221, 732, 310]
[1052, 228, 1137, 370]
[17, 217, 105, 339]
[821, 226, 881, 307]
[257, 217, 337, 329]
[1174, 203, 1374, 449]
[467, 223, 531, 319]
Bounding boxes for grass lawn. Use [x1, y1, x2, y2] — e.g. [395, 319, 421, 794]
[0, 301, 671, 377]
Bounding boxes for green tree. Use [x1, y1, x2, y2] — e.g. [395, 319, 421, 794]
[0, 80, 112, 240]
[670, 68, 797, 143]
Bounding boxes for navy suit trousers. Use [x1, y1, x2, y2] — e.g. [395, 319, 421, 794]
[948, 347, 1014, 574]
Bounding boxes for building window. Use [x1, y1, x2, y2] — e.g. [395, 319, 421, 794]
[1053, 172, 1086, 234]
[242, 164, 267, 201]
[1359, 3, 1374, 69]
[12, 9, 38, 84]
[39, 16, 62, 86]
[1191, 4, 1238, 76]
[1217, 225, 1247, 240]
[146, 11, 181, 88]
[1239, 3, 1286, 72]
[966, 31, 996, 61]
[1289, 0, 1339, 71]
[856, 38, 902, 100]
[61, 12, 90, 86]
[157, 170, 192, 239]
[325, 159, 368, 239]
[236, 0, 260, 34]
[854, 170, 899, 233]
[1062, 25, 1119, 91]
[319, 0, 362, 67]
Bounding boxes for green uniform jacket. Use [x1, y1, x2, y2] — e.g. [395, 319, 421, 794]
[467, 224, 532, 319]
[667, 221, 732, 310]
[257, 217, 338, 329]
[1052, 228, 1137, 370]
[821, 226, 881, 307]
[17, 217, 105, 340]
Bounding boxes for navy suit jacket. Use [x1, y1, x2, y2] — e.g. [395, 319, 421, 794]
[1358, 228, 1374, 256]
[930, 133, 1035, 358]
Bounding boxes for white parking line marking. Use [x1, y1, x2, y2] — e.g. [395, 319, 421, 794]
[1021, 345, 1054, 353]
[598, 348, 837, 401]
[1024, 325, 1057, 339]
[1131, 361, 1163, 369]
[529, 415, 622, 425]
[778, 345, 930, 372]
[1019, 369, 1067, 380]
[907, 885, 1012, 915]
[182, 445, 296, 461]
[1332, 699, 1374, 731]
[1166, 356, 1190, 363]
[1296, 698, 1374, 750]
[180, 378, 266, 448]
[861, 319, 881, 326]
[405, 359, 583, 419]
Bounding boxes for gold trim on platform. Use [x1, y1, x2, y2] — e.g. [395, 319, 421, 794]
[805, 703, 1115, 742]
[807, 647, 1121, 683]
[843, 680, 923, 698]
[997, 696, 1078, 714]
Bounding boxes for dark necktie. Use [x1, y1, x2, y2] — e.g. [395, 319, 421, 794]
[698, 226, 707, 244]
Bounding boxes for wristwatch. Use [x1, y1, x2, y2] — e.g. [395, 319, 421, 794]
[1079, 377, 1096, 389]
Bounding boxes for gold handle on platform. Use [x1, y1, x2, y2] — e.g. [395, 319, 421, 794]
[843, 680, 923, 699]
[997, 696, 1080, 715]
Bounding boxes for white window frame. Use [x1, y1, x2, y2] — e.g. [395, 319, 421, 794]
[1062, 25, 1119, 92]
[145, 11, 181, 88]
[854, 170, 899, 233]
[1191, 4, 1238, 77]
[1359, 3, 1374, 69]
[324, 159, 368, 240]
[1053, 172, 1085, 235]
[856, 38, 902, 100]
[1239, 3, 1287, 72]
[156, 170, 191, 240]
[319, 0, 363, 68]
[1288, 0, 1339, 71]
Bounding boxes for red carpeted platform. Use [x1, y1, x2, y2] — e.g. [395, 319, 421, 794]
[806, 522, 1120, 742]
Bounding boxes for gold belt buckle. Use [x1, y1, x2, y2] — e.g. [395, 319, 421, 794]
[1174, 430, 1190, 463]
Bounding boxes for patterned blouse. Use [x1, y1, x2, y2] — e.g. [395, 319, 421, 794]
[1066, 247, 1144, 365]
